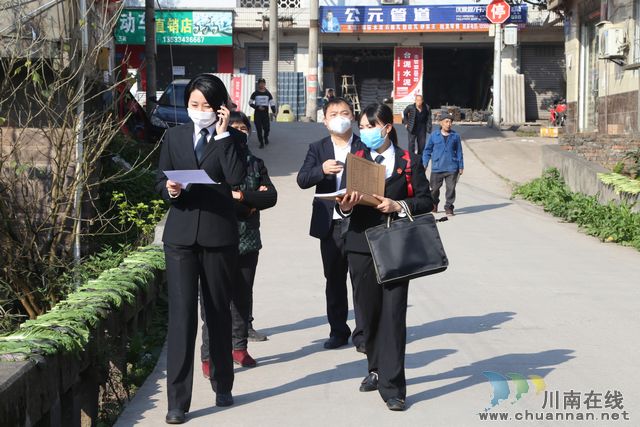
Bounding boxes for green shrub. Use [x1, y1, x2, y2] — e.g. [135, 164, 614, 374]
[0, 245, 165, 360]
[513, 168, 640, 250]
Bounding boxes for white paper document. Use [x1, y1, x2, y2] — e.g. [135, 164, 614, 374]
[163, 170, 218, 188]
[313, 189, 346, 200]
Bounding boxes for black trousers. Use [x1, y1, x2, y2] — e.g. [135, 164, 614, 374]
[320, 220, 352, 340]
[164, 243, 236, 412]
[348, 251, 409, 402]
[430, 171, 459, 210]
[407, 128, 427, 156]
[254, 111, 270, 145]
[201, 251, 260, 357]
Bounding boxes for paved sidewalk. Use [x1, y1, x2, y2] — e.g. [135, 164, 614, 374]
[117, 123, 639, 427]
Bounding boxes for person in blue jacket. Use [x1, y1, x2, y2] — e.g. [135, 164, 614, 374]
[422, 112, 464, 216]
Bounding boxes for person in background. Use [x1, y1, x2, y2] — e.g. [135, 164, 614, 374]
[249, 78, 276, 148]
[322, 88, 336, 108]
[402, 94, 432, 157]
[422, 112, 464, 216]
[337, 102, 432, 412]
[155, 74, 246, 424]
[296, 97, 365, 351]
[200, 111, 277, 374]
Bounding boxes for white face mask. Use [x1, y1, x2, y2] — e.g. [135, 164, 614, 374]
[327, 116, 352, 135]
[188, 109, 217, 128]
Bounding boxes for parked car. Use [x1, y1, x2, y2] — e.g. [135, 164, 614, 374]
[150, 79, 190, 129]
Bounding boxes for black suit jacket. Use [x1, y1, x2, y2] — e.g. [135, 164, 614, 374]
[297, 134, 363, 239]
[155, 122, 247, 247]
[344, 146, 434, 253]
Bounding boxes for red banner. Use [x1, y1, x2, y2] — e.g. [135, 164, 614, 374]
[393, 47, 423, 102]
[231, 76, 243, 111]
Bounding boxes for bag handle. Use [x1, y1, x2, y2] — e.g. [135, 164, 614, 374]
[385, 200, 413, 228]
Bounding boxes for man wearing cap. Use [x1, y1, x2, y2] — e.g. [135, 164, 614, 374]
[402, 94, 432, 156]
[422, 112, 464, 216]
[249, 78, 277, 148]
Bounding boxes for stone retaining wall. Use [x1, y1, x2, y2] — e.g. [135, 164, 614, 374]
[0, 248, 166, 427]
[542, 145, 640, 212]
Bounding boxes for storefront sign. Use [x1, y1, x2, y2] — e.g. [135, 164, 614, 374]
[319, 5, 526, 33]
[231, 77, 243, 111]
[115, 10, 232, 45]
[393, 47, 423, 103]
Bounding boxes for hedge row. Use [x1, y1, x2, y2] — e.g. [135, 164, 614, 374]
[0, 245, 165, 361]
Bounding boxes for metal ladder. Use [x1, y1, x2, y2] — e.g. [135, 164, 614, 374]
[341, 75, 361, 115]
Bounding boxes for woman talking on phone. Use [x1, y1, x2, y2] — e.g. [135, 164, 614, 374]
[337, 103, 433, 411]
[155, 74, 246, 424]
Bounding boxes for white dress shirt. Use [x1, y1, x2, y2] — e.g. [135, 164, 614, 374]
[193, 122, 230, 147]
[371, 143, 396, 179]
[332, 135, 353, 220]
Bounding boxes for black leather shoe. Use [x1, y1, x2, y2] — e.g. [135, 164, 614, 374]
[386, 397, 406, 411]
[359, 372, 378, 392]
[323, 336, 348, 349]
[216, 392, 234, 407]
[165, 409, 186, 424]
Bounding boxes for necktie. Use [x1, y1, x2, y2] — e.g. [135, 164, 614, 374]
[375, 155, 385, 164]
[194, 128, 209, 163]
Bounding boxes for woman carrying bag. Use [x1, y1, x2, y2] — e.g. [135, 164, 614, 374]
[337, 103, 433, 411]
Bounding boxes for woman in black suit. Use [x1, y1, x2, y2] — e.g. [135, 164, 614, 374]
[155, 74, 246, 424]
[338, 103, 433, 412]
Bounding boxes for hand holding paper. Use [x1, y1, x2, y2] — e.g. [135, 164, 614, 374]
[163, 170, 218, 189]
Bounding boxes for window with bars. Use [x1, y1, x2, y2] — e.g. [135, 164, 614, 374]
[240, 0, 301, 7]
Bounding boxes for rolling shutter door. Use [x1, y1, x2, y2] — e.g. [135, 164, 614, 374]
[521, 45, 565, 121]
[247, 45, 295, 87]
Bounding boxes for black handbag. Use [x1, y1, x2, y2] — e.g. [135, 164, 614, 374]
[365, 200, 448, 285]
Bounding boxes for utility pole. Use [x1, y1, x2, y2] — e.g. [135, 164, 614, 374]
[269, 0, 278, 107]
[144, 0, 156, 118]
[305, 0, 319, 121]
[492, 23, 502, 129]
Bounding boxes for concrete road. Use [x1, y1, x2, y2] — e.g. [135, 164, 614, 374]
[117, 123, 640, 427]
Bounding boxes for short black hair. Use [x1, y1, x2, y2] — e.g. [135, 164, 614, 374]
[257, 78, 266, 84]
[323, 97, 353, 116]
[184, 74, 229, 110]
[229, 111, 252, 135]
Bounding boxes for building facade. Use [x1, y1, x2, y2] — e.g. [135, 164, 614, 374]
[114, 0, 564, 123]
[556, 0, 640, 135]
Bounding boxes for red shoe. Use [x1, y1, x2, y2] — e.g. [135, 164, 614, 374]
[202, 359, 210, 379]
[232, 349, 257, 367]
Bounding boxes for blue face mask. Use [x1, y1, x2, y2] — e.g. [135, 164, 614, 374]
[360, 127, 386, 150]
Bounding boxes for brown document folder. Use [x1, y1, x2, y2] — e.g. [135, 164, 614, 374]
[346, 153, 386, 207]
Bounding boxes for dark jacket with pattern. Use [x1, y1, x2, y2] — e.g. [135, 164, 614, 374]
[234, 145, 277, 254]
[403, 103, 433, 134]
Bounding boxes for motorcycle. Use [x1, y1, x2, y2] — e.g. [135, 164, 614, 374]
[550, 98, 567, 127]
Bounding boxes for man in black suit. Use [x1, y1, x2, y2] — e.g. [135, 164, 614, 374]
[296, 98, 364, 350]
[155, 74, 246, 424]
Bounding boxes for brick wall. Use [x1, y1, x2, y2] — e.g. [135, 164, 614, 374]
[560, 132, 640, 171]
[597, 91, 639, 135]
